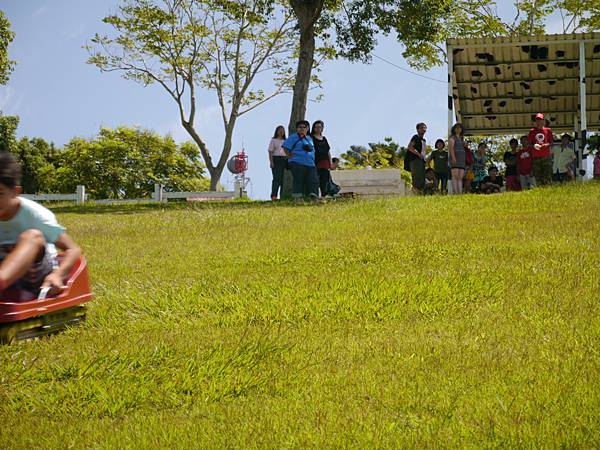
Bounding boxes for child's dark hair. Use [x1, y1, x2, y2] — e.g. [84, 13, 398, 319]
[332, 157, 339, 163]
[509, 138, 518, 146]
[0, 152, 21, 189]
[435, 139, 445, 148]
[425, 167, 434, 174]
[295, 120, 310, 128]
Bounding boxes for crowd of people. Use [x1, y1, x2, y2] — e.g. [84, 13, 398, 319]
[404, 113, 600, 194]
[268, 120, 340, 202]
[269, 114, 600, 200]
[406, 112, 596, 195]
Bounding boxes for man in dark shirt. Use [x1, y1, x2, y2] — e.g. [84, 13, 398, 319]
[406, 122, 427, 193]
[504, 138, 521, 191]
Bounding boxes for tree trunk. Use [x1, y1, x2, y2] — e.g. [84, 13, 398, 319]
[209, 118, 237, 191]
[182, 121, 225, 191]
[283, 1, 322, 199]
[209, 170, 222, 191]
[287, 1, 321, 134]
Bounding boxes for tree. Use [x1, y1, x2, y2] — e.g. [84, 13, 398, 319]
[285, 0, 600, 132]
[87, 0, 297, 190]
[340, 137, 405, 169]
[402, 0, 600, 69]
[14, 137, 60, 194]
[339, 137, 413, 186]
[286, 0, 455, 130]
[49, 126, 210, 199]
[0, 114, 19, 153]
[0, 10, 15, 85]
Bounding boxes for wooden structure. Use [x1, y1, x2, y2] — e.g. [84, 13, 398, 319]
[331, 168, 408, 197]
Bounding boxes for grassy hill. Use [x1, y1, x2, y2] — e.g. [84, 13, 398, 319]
[1, 183, 599, 448]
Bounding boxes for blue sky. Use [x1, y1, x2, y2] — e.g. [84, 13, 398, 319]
[0, 1, 588, 198]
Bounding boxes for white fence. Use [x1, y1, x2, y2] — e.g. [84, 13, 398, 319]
[22, 185, 87, 204]
[331, 169, 409, 197]
[22, 184, 240, 204]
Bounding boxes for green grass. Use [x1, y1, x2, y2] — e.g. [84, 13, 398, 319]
[1, 183, 599, 448]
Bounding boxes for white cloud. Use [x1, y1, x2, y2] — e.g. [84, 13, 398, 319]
[0, 87, 12, 111]
[33, 6, 48, 17]
[0, 87, 23, 114]
[63, 23, 86, 40]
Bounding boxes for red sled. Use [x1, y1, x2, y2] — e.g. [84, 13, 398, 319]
[0, 255, 93, 344]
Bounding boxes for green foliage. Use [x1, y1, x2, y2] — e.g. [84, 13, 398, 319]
[588, 133, 600, 154]
[0, 114, 19, 153]
[49, 127, 209, 199]
[340, 137, 405, 169]
[87, 0, 297, 189]
[0, 10, 15, 85]
[466, 135, 514, 166]
[336, 0, 600, 69]
[0, 183, 599, 447]
[340, 137, 413, 186]
[14, 137, 61, 194]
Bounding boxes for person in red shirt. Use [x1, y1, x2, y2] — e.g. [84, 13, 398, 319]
[517, 135, 536, 190]
[527, 113, 554, 185]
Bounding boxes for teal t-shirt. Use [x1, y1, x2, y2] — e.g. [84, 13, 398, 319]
[0, 197, 65, 252]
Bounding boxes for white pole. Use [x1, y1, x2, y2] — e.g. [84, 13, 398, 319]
[447, 45, 454, 136]
[578, 40, 587, 179]
[153, 183, 164, 202]
[447, 45, 455, 195]
[76, 185, 85, 204]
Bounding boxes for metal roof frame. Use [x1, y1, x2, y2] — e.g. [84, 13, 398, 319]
[446, 32, 600, 138]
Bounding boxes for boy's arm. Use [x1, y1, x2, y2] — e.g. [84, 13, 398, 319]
[407, 138, 421, 158]
[42, 232, 81, 294]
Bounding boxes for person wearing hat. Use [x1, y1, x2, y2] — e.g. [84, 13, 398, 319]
[527, 113, 554, 185]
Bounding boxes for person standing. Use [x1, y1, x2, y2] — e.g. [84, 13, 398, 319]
[268, 125, 287, 200]
[283, 120, 318, 202]
[552, 133, 576, 182]
[448, 123, 466, 194]
[310, 120, 332, 197]
[463, 141, 475, 194]
[427, 139, 450, 194]
[504, 138, 521, 191]
[472, 142, 488, 193]
[407, 123, 427, 193]
[528, 113, 554, 185]
[594, 152, 600, 181]
[517, 135, 536, 190]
